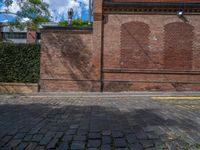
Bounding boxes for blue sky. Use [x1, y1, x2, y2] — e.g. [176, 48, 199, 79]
[0, 0, 89, 22]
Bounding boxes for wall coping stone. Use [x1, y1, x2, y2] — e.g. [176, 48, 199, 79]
[0, 82, 38, 94]
[41, 26, 93, 31]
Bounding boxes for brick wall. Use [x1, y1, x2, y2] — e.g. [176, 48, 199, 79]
[103, 14, 200, 91]
[40, 0, 103, 92]
[40, 0, 200, 92]
[40, 29, 101, 92]
[27, 30, 36, 43]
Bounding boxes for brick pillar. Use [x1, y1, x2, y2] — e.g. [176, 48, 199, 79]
[92, 0, 103, 91]
[27, 30, 36, 43]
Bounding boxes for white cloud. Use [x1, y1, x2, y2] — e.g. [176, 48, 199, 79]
[0, 0, 89, 22]
[44, 0, 89, 22]
[0, 0, 20, 14]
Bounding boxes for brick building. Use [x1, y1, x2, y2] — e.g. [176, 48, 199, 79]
[40, 0, 200, 92]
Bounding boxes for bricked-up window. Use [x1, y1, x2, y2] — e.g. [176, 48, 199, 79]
[120, 21, 151, 69]
[164, 22, 194, 70]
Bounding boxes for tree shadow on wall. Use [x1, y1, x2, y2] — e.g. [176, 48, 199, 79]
[0, 102, 199, 149]
[44, 34, 95, 91]
[59, 35, 95, 91]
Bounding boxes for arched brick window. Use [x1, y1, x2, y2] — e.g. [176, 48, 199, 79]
[120, 21, 150, 69]
[164, 22, 194, 70]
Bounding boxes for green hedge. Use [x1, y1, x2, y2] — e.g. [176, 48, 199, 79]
[0, 43, 40, 83]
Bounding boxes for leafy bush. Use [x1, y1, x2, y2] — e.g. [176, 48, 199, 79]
[0, 43, 40, 83]
[58, 19, 91, 27]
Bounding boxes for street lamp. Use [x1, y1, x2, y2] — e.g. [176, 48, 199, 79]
[177, 10, 184, 17]
[68, 8, 74, 26]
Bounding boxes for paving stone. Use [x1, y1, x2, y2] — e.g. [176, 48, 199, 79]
[77, 129, 88, 135]
[1, 136, 12, 145]
[71, 141, 85, 150]
[140, 140, 155, 148]
[34, 146, 45, 150]
[55, 132, 64, 138]
[39, 136, 52, 145]
[101, 145, 111, 150]
[32, 134, 43, 142]
[23, 135, 32, 142]
[7, 139, 21, 148]
[102, 136, 112, 144]
[102, 130, 111, 136]
[7, 130, 17, 136]
[14, 133, 25, 139]
[46, 137, 59, 149]
[86, 148, 98, 150]
[88, 133, 101, 139]
[25, 142, 37, 150]
[58, 142, 69, 150]
[112, 131, 124, 138]
[73, 135, 87, 141]
[89, 129, 101, 133]
[62, 135, 73, 142]
[87, 140, 101, 148]
[114, 138, 126, 148]
[136, 132, 148, 140]
[70, 124, 79, 129]
[16, 142, 28, 150]
[126, 134, 137, 144]
[146, 132, 159, 139]
[176, 139, 189, 148]
[144, 147, 156, 150]
[66, 129, 77, 135]
[166, 142, 178, 150]
[0, 95, 200, 149]
[0, 147, 12, 150]
[130, 143, 143, 150]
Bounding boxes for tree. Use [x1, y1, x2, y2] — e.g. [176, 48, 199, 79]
[1, 0, 50, 30]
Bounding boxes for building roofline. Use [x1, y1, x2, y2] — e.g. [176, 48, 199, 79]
[103, 2, 200, 7]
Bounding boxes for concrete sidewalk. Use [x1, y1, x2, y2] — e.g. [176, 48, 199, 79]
[1, 91, 200, 98]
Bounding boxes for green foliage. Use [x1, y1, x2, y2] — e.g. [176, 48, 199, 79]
[58, 19, 91, 27]
[196, 144, 200, 149]
[0, 43, 40, 83]
[72, 19, 89, 26]
[58, 21, 68, 27]
[3, 0, 50, 30]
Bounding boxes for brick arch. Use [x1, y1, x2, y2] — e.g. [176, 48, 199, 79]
[120, 21, 151, 69]
[164, 22, 194, 70]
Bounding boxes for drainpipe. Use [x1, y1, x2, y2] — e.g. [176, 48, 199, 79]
[88, 0, 92, 25]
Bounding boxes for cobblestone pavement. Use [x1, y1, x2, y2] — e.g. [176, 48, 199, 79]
[0, 94, 200, 150]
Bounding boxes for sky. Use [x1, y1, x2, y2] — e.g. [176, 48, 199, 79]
[0, 0, 89, 22]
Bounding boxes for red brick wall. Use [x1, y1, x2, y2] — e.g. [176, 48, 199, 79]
[40, 0, 200, 92]
[40, 0, 103, 92]
[103, 14, 200, 91]
[120, 21, 151, 69]
[27, 30, 36, 43]
[107, 0, 200, 2]
[164, 22, 194, 70]
[40, 29, 100, 92]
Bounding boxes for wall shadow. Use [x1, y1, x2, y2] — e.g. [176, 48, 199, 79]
[0, 102, 199, 149]
[43, 33, 95, 91]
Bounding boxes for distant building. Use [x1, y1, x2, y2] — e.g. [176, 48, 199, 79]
[0, 25, 42, 44]
[0, 22, 58, 44]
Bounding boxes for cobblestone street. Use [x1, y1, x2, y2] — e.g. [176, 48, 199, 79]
[0, 93, 200, 150]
